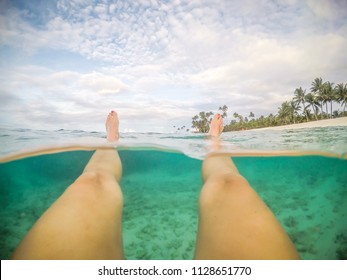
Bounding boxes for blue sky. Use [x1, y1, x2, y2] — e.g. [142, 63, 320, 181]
[1, 0, 347, 133]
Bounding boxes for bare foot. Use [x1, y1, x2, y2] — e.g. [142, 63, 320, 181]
[105, 110, 119, 142]
[208, 114, 224, 137]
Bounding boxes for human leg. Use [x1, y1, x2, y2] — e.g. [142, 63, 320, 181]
[12, 111, 124, 259]
[194, 115, 299, 259]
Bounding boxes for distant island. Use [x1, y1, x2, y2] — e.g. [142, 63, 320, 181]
[190, 77, 347, 132]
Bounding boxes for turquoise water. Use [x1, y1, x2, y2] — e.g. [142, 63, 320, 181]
[0, 149, 346, 259]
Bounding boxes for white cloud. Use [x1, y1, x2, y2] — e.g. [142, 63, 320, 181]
[0, 0, 347, 132]
[306, 0, 347, 20]
[78, 72, 129, 95]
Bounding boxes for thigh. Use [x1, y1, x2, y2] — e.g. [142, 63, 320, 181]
[195, 172, 299, 259]
[12, 171, 124, 259]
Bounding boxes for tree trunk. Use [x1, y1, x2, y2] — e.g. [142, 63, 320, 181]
[311, 105, 318, 120]
[302, 101, 308, 121]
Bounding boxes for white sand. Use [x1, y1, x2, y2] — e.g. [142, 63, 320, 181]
[253, 117, 347, 131]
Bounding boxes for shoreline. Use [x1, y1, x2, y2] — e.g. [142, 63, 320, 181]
[250, 117, 347, 131]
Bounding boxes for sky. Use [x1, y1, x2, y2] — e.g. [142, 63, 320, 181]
[0, 0, 347, 133]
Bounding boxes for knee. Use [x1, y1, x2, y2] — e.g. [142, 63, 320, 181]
[80, 170, 111, 183]
[199, 172, 250, 206]
[75, 170, 109, 186]
[71, 170, 123, 201]
[207, 171, 249, 190]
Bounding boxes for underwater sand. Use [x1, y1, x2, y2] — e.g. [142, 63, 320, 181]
[0, 149, 346, 260]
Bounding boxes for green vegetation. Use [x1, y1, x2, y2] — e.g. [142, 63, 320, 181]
[191, 111, 214, 133]
[191, 78, 347, 132]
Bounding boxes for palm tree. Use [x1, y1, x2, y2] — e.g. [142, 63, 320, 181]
[192, 111, 213, 132]
[323, 81, 335, 118]
[218, 105, 228, 118]
[335, 83, 347, 114]
[258, 115, 265, 126]
[233, 112, 243, 122]
[267, 113, 276, 126]
[289, 100, 300, 124]
[311, 77, 325, 118]
[277, 101, 292, 124]
[293, 87, 308, 121]
[305, 92, 319, 120]
[319, 90, 329, 118]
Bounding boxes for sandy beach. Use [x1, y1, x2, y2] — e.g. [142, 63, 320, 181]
[253, 117, 347, 131]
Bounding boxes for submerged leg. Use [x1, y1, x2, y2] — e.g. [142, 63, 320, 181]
[195, 114, 299, 259]
[12, 111, 124, 259]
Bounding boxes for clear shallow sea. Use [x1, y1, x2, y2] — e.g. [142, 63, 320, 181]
[0, 126, 347, 259]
